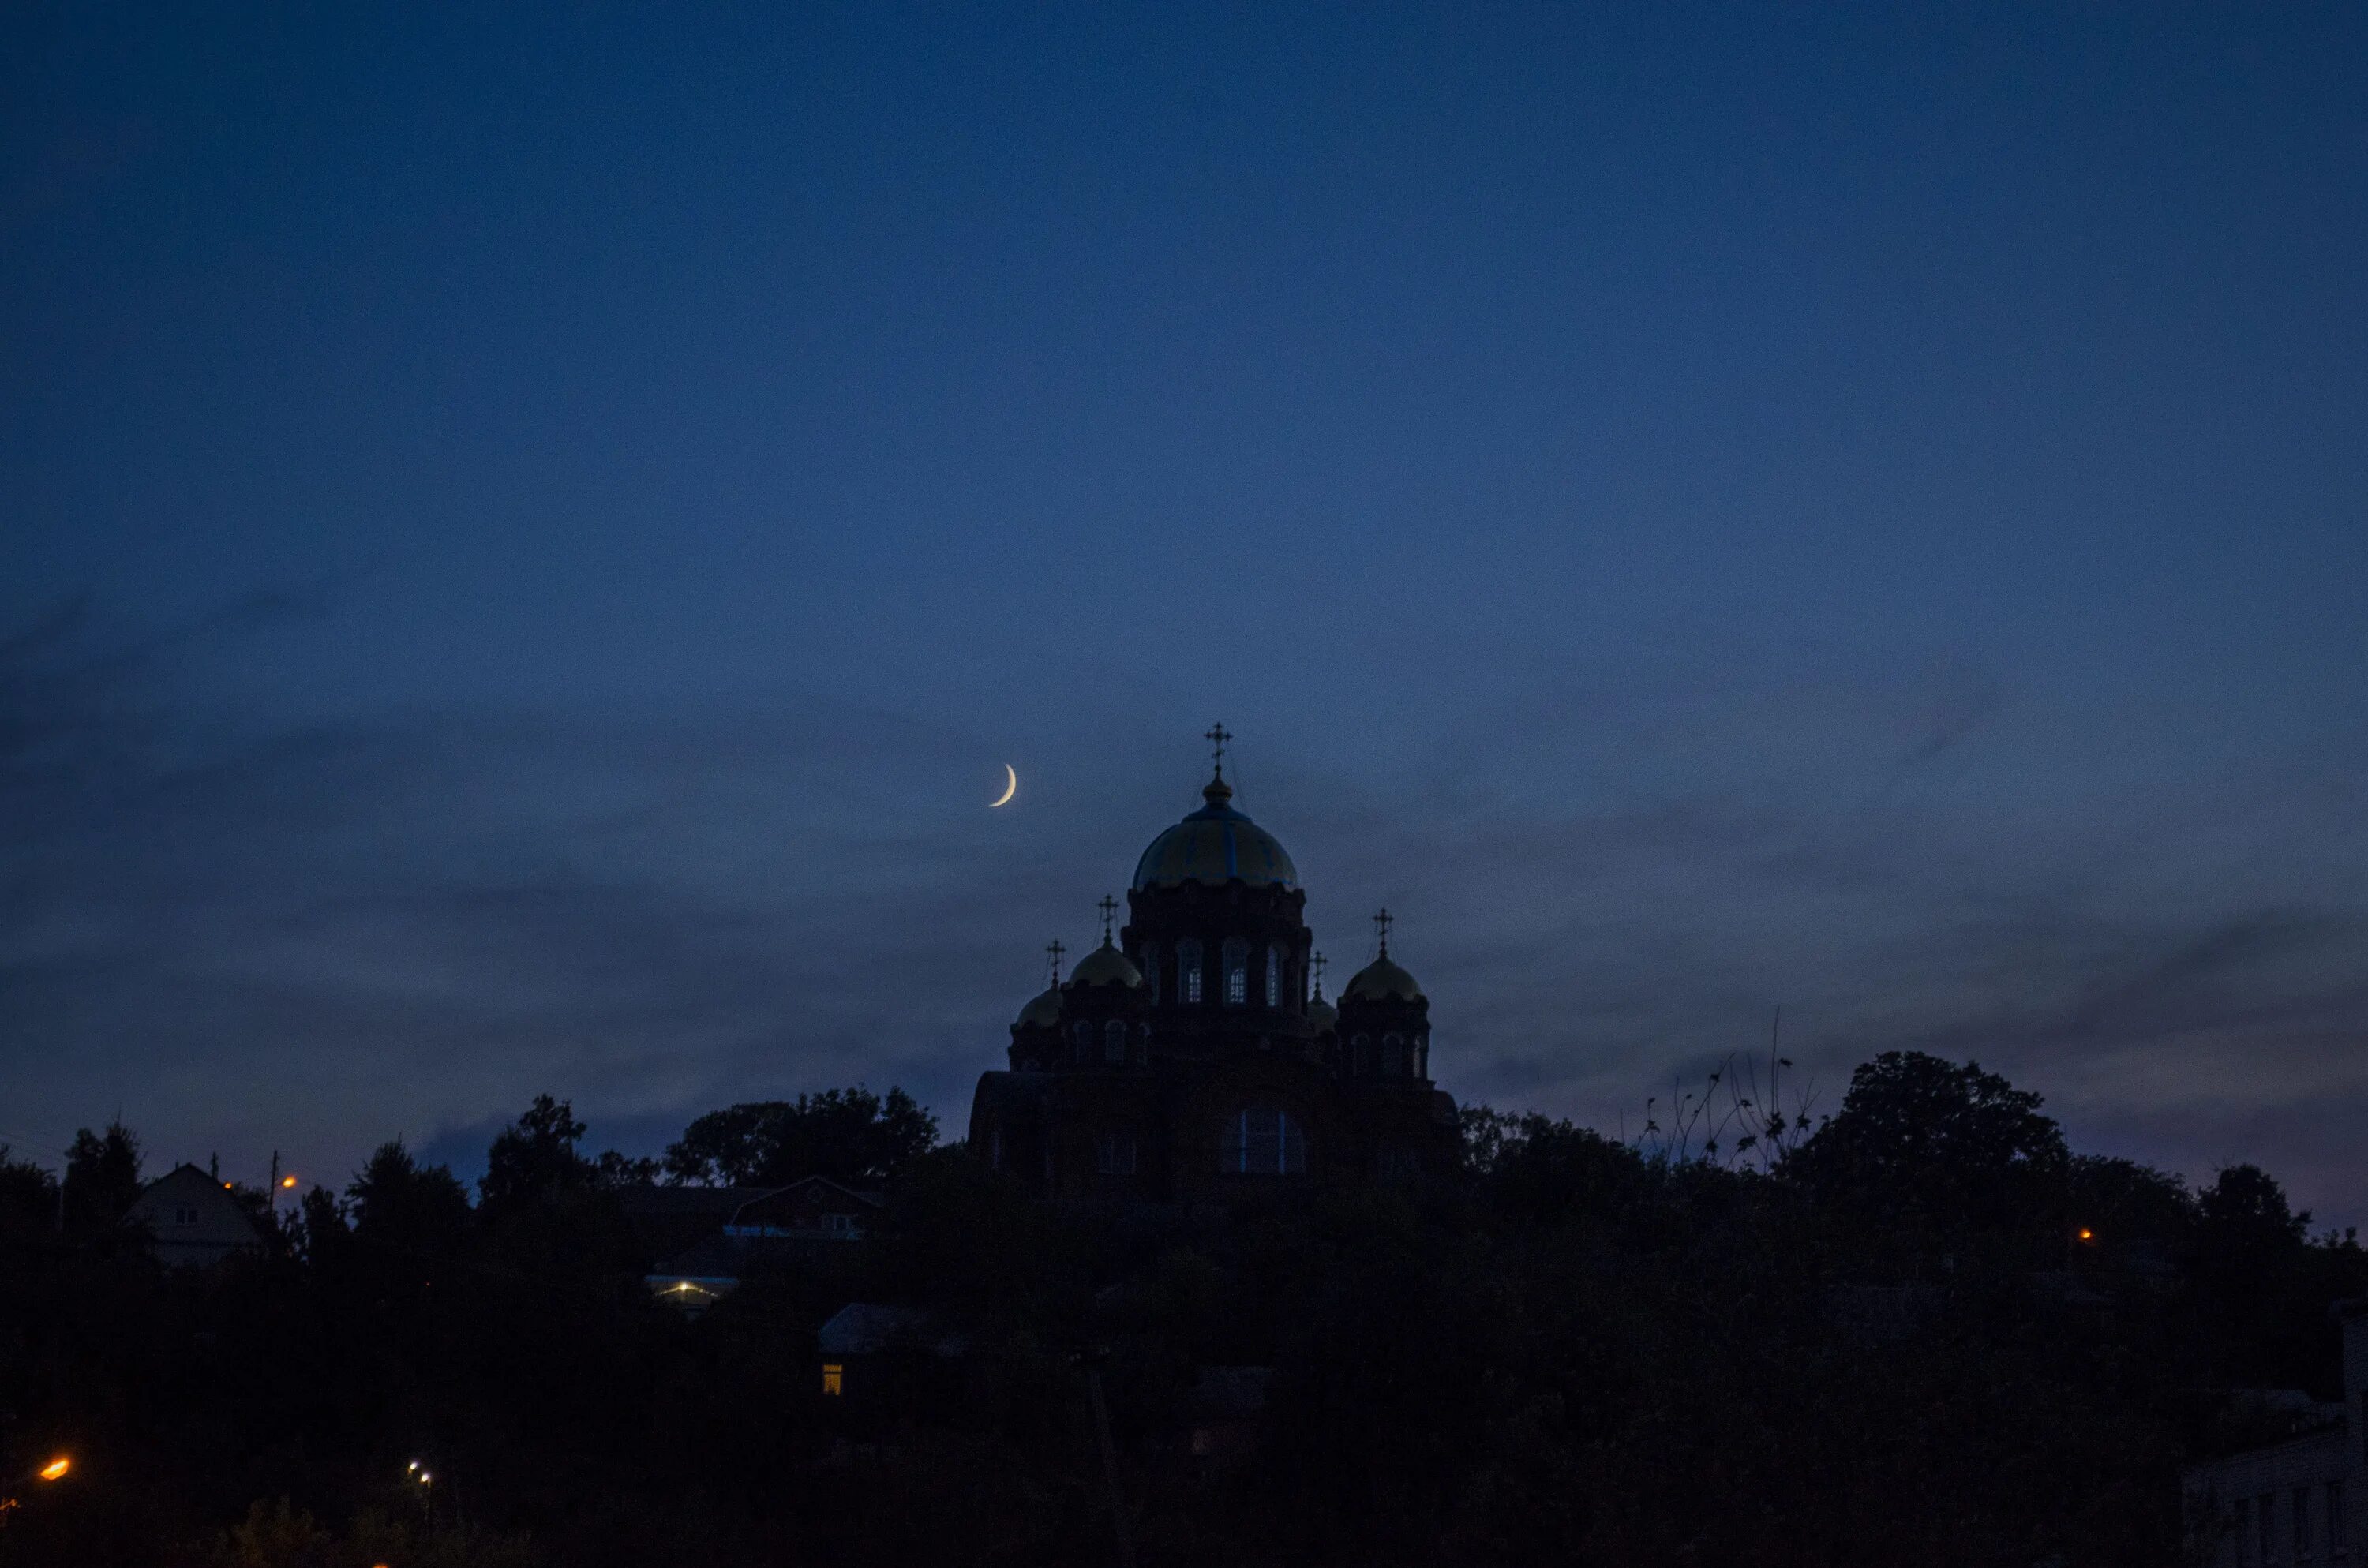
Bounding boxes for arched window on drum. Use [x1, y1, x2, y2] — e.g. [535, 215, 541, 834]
[1178, 939, 1204, 1005]
[1222, 939, 1249, 1005]
[1103, 1020, 1127, 1065]
[1222, 1107, 1307, 1175]
[1264, 945, 1282, 1005]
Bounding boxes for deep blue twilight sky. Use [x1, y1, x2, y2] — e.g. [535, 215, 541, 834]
[4, 6, 2364, 1221]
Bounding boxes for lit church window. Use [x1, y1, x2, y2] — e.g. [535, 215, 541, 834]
[1223, 939, 1248, 1005]
[1223, 1107, 1306, 1175]
[1178, 939, 1203, 1004]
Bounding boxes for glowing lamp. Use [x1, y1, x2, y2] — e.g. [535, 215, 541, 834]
[281, 1176, 298, 1188]
[2078, 1227, 2094, 1242]
[38, 1458, 69, 1481]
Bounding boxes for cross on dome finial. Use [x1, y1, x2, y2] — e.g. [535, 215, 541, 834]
[1373, 907, 1393, 957]
[1205, 722, 1231, 774]
[1310, 950, 1328, 1000]
[1046, 938, 1067, 986]
[1097, 895, 1118, 945]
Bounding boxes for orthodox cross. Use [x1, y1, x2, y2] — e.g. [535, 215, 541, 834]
[1097, 895, 1118, 945]
[1310, 951, 1328, 997]
[1205, 722, 1231, 771]
[1045, 939, 1066, 986]
[1373, 907, 1393, 956]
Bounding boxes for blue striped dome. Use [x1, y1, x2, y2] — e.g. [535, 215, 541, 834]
[1131, 773, 1298, 891]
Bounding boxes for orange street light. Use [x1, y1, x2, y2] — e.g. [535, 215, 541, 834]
[2077, 1227, 2095, 1243]
[37, 1458, 69, 1482]
[281, 1175, 298, 1188]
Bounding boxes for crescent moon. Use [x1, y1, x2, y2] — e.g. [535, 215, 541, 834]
[990, 764, 1017, 808]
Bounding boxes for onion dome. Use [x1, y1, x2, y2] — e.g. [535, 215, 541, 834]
[1132, 769, 1298, 890]
[1306, 992, 1338, 1033]
[1014, 986, 1064, 1029]
[1343, 955, 1422, 1002]
[1069, 937, 1143, 989]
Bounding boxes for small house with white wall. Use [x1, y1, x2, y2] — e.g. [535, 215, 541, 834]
[123, 1164, 264, 1269]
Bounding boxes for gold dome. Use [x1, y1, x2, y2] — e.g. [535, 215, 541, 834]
[1343, 956, 1422, 1002]
[1131, 771, 1298, 891]
[1068, 939, 1143, 988]
[1014, 985, 1064, 1029]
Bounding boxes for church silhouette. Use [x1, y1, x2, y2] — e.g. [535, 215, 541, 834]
[968, 729, 1460, 1200]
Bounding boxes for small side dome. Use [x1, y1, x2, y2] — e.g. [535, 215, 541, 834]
[1343, 956, 1422, 1002]
[1306, 994, 1338, 1034]
[1068, 938, 1143, 989]
[1014, 986, 1064, 1028]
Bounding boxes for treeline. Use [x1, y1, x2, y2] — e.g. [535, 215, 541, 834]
[0, 1054, 2359, 1566]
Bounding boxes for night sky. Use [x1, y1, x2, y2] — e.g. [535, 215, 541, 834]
[5, 6, 2364, 1222]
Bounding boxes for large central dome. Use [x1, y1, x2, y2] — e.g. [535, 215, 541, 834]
[1131, 772, 1299, 890]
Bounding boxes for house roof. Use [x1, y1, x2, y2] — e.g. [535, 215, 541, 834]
[817, 1302, 967, 1357]
[123, 1165, 264, 1259]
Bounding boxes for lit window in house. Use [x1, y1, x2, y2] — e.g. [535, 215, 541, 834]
[1223, 1107, 1307, 1175]
[1223, 939, 1248, 1005]
[821, 1363, 843, 1397]
[1096, 1129, 1137, 1176]
[1265, 945, 1281, 1005]
[1104, 1020, 1127, 1064]
[1178, 940, 1203, 1004]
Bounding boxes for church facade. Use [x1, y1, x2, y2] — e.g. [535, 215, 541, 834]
[967, 740, 1460, 1203]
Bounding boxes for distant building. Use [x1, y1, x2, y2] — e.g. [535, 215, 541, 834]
[637, 1177, 883, 1312]
[2184, 1300, 2366, 1565]
[968, 741, 1461, 1203]
[124, 1164, 264, 1269]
